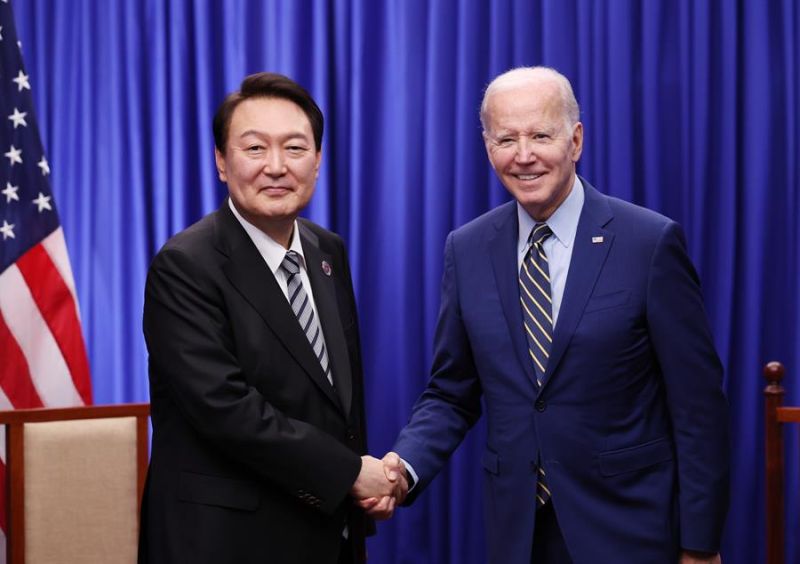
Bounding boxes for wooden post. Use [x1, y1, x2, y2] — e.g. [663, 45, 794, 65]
[764, 361, 785, 564]
[6, 422, 25, 564]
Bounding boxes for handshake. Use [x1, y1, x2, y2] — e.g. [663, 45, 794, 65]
[350, 452, 409, 520]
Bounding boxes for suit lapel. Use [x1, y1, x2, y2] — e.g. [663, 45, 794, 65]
[300, 224, 353, 418]
[216, 205, 343, 411]
[543, 181, 614, 387]
[489, 202, 538, 388]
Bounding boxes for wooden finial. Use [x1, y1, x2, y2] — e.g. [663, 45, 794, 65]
[764, 361, 785, 384]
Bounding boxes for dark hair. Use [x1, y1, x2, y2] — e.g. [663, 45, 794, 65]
[212, 72, 324, 153]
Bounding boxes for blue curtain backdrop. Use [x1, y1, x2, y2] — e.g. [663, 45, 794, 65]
[10, 0, 799, 562]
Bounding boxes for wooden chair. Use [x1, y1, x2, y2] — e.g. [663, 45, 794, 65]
[764, 361, 800, 564]
[0, 403, 149, 564]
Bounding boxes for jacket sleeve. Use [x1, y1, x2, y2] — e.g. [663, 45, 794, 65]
[392, 231, 483, 502]
[646, 221, 730, 552]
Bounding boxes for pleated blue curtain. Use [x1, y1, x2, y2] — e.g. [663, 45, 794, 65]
[12, 1, 800, 562]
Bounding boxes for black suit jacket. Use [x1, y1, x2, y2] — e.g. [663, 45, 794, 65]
[138, 202, 370, 564]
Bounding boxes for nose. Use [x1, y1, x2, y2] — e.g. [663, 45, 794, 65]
[263, 149, 286, 176]
[514, 136, 536, 164]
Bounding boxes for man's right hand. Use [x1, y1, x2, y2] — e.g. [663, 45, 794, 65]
[352, 452, 408, 520]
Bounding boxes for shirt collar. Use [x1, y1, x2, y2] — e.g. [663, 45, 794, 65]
[228, 198, 306, 274]
[517, 175, 585, 258]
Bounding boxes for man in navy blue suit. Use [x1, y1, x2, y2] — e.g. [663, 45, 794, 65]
[373, 67, 730, 563]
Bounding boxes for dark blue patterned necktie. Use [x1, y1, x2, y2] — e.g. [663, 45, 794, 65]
[519, 223, 553, 506]
[519, 223, 553, 387]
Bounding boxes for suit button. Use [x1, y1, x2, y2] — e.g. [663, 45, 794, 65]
[535, 399, 546, 412]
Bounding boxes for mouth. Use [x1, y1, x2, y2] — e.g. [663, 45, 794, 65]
[514, 173, 545, 181]
[261, 186, 292, 195]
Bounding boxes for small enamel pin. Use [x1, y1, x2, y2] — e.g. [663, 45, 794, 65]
[321, 260, 332, 276]
[591, 236, 604, 244]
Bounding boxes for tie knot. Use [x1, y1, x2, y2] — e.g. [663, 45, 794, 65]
[281, 251, 301, 275]
[529, 223, 552, 246]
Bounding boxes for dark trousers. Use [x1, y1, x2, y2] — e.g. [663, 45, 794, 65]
[337, 536, 354, 564]
[531, 501, 573, 564]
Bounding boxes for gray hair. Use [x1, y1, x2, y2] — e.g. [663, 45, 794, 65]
[479, 66, 580, 132]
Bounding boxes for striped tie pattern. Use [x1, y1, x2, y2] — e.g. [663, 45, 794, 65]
[536, 466, 551, 507]
[519, 223, 554, 507]
[519, 223, 554, 386]
[281, 251, 332, 385]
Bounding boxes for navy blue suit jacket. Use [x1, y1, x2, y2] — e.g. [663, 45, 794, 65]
[394, 180, 729, 563]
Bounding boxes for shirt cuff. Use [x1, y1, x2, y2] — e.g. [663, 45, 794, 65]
[400, 458, 419, 492]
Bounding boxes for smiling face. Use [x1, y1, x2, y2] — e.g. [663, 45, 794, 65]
[482, 78, 583, 221]
[215, 96, 321, 240]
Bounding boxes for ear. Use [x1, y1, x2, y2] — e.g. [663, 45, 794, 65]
[482, 131, 500, 169]
[314, 150, 322, 179]
[570, 122, 584, 162]
[214, 148, 227, 182]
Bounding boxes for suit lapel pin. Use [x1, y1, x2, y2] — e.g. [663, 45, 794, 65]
[592, 236, 604, 244]
[321, 260, 332, 276]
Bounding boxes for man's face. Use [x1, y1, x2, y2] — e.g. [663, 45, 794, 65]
[215, 97, 321, 230]
[483, 81, 583, 221]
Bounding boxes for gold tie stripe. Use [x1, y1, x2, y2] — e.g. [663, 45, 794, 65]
[536, 467, 551, 506]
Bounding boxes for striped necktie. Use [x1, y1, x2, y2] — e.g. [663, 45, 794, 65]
[519, 223, 553, 507]
[281, 251, 332, 385]
[519, 223, 554, 386]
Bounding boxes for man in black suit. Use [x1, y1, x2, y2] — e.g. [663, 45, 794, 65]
[138, 73, 401, 564]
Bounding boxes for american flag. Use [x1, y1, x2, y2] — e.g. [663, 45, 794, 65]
[0, 1, 93, 557]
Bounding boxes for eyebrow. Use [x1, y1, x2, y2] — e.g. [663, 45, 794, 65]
[491, 126, 559, 138]
[237, 129, 310, 141]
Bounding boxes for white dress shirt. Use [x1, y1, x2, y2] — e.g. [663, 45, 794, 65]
[516, 175, 584, 327]
[228, 199, 331, 382]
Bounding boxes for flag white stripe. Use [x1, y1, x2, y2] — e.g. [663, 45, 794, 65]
[0, 264, 82, 406]
[41, 227, 82, 321]
[0, 384, 8, 507]
[0, 385, 7, 473]
[0, 387, 12, 411]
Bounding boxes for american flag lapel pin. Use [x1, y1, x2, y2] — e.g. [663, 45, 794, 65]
[321, 260, 332, 276]
[592, 236, 604, 244]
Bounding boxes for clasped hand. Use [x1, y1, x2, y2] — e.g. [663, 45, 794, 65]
[350, 452, 408, 520]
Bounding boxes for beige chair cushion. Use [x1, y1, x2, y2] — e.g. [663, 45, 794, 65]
[23, 417, 138, 564]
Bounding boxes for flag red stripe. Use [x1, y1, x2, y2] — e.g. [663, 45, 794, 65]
[0, 311, 44, 409]
[15, 245, 92, 404]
